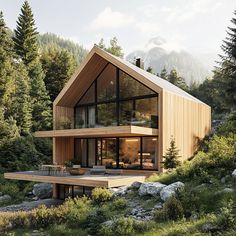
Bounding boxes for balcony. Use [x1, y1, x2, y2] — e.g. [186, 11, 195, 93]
[34, 125, 158, 138]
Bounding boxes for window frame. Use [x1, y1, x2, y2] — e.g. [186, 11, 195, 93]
[74, 63, 158, 129]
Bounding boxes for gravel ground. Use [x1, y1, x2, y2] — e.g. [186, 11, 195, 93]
[0, 198, 63, 212]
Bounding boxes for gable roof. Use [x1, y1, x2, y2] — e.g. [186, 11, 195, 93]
[54, 46, 206, 107]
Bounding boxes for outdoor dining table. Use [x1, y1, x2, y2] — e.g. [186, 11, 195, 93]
[41, 164, 63, 176]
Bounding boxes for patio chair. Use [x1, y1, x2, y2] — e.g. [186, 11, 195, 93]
[105, 169, 124, 175]
[90, 165, 106, 175]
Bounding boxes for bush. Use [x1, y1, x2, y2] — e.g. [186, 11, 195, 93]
[64, 196, 92, 226]
[154, 196, 184, 222]
[0, 183, 20, 197]
[91, 188, 112, 203]
[112, 197, 127, 210]
[217, 200, 235, 230]
[99, 217, 135, 236]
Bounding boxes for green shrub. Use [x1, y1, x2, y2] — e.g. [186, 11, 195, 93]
[64, 196, 92, 226]
[217, 200, 235, 230]
[112, 197, 127, 210]
[154, 196, 184, 222]
[0, 183, 20, 197]
[99, 217, 135, 236]
[91, 188, 112, 203]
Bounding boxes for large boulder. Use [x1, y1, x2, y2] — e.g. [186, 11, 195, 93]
[32, 183, 52, 199]
[138, 182, 166, 196]
[232, 169, 236, 177]
[131, 181, 142, 189]
[160, 181, 185, 201]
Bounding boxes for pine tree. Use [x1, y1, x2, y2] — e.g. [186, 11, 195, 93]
[28, 60, 52, 131]
[217, 10, 236, 110]
[160, 67, 168, 80]
[162, 138, 181, 170]
[14, 1, 52, 131]
[146, 66, 154, 74]
[0, 11, 14, 106]
[41, 47, 77, 101]
[168, 69, 188, 91]
[13, 0, 38, 65]
[97, 37, 124, 58]
[7, 63, 32, 135]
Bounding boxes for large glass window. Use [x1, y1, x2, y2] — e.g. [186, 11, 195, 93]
[135, 97, 158, 128]
[101, 138, 117, 168]
[119, 100, 134, 126]
[119, 71, 155, 99]
[75, 139, 87, 167]
[78, 84, 95, 105]
[97, 103, 117, 127]
[88, 139, 96, 167]
[75, 63, 158, 129]
[75, 107, 87, 128]
[97, 64, 117, 102]
[119, 138, 141, 169]
[142, 137, 158, 169]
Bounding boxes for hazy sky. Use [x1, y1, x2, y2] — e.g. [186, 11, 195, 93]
[0, 0, 235, 56]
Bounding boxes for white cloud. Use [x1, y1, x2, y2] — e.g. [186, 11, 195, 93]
[135, 21, 159, 34]
[90, 7, 134, 30]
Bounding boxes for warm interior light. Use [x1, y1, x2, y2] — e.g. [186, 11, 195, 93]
[125, 139, 139, 142]
[152, 138, 157, 141]
[138, 153, 151, 156]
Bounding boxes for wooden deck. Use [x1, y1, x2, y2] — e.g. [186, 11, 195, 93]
[4, 171, 145, 188]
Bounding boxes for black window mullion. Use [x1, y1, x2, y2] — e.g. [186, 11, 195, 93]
[95, 138, 98, 165]
[140, 137, 143, 169]
[86, 139, 89, 167]
[116, 68, 120, 126]
[95, 80, 98, 126]
[116, 138, 119, 168]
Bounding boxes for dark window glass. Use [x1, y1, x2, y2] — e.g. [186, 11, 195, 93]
[119, 71, 155, 99]
[119, 100, 134, 126]
[78, 83, 95, 105]
[75, 107, 87, 128]
[88, 106, 96, 128]
[101, 138, 117, 168]
[75, 139, 87, 167]
[142, 137, 158, 169]
[88, 139, 96, 167]
[97, 103, 117, 127]
[119, 138, 141, 169]
[135, 97, 158, 128]
[97, 64, 116, 102]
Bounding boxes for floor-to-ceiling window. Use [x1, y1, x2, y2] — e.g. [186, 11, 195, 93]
[74, 63, 158, 129]
[74, 136, 158, 170]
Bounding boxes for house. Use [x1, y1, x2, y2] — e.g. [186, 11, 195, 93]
[4, 46, 211, 198]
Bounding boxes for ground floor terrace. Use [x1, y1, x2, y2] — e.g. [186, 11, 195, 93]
[4, 171, 146, 199]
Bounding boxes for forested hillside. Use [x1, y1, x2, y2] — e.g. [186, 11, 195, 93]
[38, 33, 88, 64]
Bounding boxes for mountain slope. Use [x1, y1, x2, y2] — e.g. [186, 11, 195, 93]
[126, 46, 211, 84]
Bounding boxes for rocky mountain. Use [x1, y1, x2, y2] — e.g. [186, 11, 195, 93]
[126, 38, 212, 84]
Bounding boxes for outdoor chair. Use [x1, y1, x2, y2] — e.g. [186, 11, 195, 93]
[90, 165, 106, 175]
[105, 169, 123, 175]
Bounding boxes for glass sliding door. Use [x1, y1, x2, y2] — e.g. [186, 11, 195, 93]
[101, 138, 117, 168]
[119, 137, 141, 169]
[75, 139, 87, 167]
[142, 137, 158, 169]
[88, 139, 96, 167]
